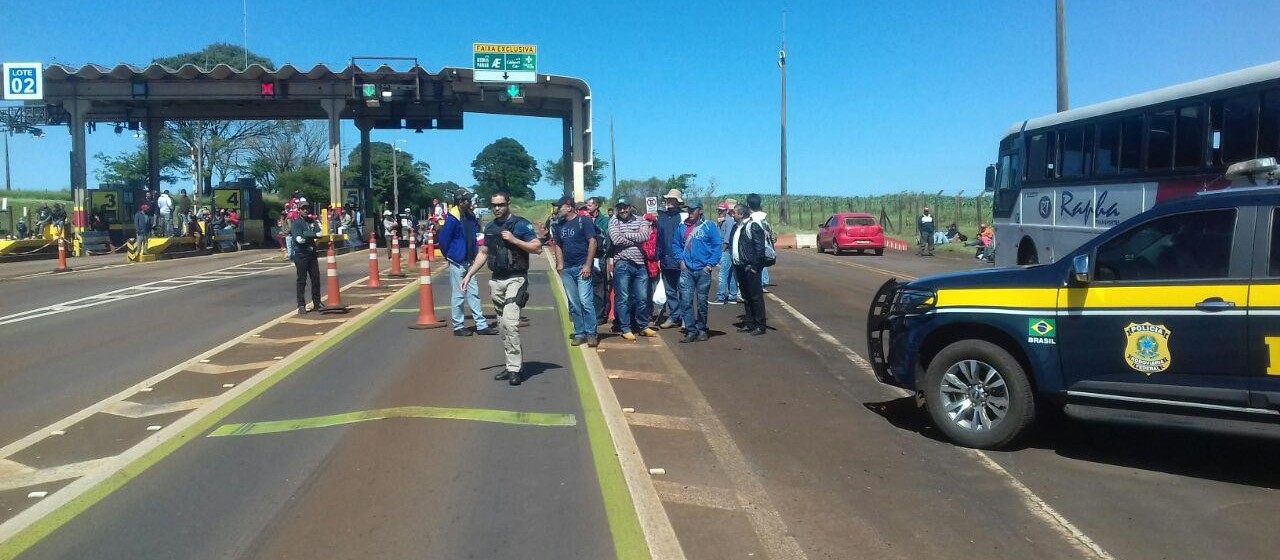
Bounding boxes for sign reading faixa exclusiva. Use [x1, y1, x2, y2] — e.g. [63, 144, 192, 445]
[473, 44, 537, 84]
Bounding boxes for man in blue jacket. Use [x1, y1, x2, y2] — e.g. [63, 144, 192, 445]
[656, 189, 685, 328]
[672, 199, 722, 343]
[438, 189, 496, 336]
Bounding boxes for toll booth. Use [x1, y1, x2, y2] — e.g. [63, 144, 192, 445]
[211, 178, 266, 247]
[89, 184, 142, 247]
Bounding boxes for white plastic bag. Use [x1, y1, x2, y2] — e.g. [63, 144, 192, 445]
[652, 275, 667, 307]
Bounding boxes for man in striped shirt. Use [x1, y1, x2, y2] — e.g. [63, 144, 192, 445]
[608, 198, 658, 341]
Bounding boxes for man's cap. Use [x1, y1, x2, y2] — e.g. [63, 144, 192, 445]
[383, 209, 392, 215]
[663, 189, 684, 202]
[686, 199, 703, 210]
[615, 197, 631, 207]
[717, 202, 729, 210]
[556, 195, 576, 207]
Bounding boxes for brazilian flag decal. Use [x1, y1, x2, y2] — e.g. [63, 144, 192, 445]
[1028, 318, 1056, 338]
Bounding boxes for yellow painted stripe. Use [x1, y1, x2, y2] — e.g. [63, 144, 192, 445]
[1058, 285, 1249, 308]
[936, 288, 1058, 309]
[1248, 284, 1280, 307]
[209, 406, 577, 436]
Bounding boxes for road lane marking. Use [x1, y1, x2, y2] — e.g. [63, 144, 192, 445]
[102, 398, 213, 418]
[606, 369, 671, 383]
[0, 257, 293, 327]
[0, 458, 116, 493]
[208, 406, 578, 437]
[185, 361, 278, 374]
[547, 269, 674, 560]
[652, 480, 742, 511]
[0, 273, 422, 559]
[765, 290, 1114, 560]
[625, 413, 698, 431]
[241, 335, 321, 345]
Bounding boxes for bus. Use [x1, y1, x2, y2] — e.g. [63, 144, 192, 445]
[986, 61, 1280, 267]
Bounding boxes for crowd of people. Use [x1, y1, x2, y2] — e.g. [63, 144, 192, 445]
[918, 206, 995, 261]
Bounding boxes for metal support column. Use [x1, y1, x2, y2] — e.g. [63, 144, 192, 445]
[561, 118, 574, 200]
[65, 99, 91, 253]
[145, 118, 163, 192]
[356, 119, 373, 236]
[570, 97, 586, 203]
[320, 98, 345, 235]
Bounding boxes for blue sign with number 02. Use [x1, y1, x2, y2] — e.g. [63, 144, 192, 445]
[3, 63, 43, 101]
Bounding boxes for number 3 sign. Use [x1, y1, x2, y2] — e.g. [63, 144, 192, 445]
[2, 63, 43, 101]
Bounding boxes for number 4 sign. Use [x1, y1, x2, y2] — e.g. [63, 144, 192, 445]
[3, 63, 43, 101]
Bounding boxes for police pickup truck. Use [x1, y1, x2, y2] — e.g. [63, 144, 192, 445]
[867, 161, 1280, 449]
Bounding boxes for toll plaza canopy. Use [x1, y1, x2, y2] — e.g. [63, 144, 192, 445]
[29, 62, 593, 234]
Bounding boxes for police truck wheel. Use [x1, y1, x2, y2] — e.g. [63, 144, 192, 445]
[923, 340, 1035, 449]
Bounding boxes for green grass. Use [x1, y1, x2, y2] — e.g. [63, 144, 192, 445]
[1, 189, 72, 201]
[719, 192, 991, 240]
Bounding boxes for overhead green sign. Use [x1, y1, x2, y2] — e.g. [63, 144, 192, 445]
[472, 43, 537, 84]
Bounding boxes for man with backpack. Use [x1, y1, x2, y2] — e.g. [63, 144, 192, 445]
[461, 192, 543, 386]
[733, 194, 774, 335]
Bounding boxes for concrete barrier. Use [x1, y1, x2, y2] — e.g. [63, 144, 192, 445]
[795, 233, 817, 248]
[775, 233, 797, 249]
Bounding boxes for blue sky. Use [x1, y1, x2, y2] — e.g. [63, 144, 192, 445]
[2, 0, 1278, 199]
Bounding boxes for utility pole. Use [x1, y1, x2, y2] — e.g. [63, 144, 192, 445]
[392, 144, 400, 218]
[3, 130, 10, 191]
[778, 10, 789, 225]
[610, 116, 617, 195]
[1056, 0, 1069, 112]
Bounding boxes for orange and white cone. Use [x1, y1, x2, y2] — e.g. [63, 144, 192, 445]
[321, 244, 349, 313]
[366, 233, 383, 289]
[408, 257, 445, 329]
[53, 237, 72, 273]
[389, 233, 405, 277]
[426, 228, 436, 263]
[407, 231, 418, 269]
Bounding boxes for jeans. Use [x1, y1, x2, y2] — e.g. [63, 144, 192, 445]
[660, 268, 683, 323]
[613, 260, 650, 334]
[286, 235, 295, 259]
[450, 260, 488, 331]
[560, 267, 597, 338]
[715, 250, 738, 301]
[160, 211, 173, 236]
[679, 267, 712, 334]
[762, 266, 771, 286]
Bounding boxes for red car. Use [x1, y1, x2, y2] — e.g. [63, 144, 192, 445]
[817, 213, 885, 255]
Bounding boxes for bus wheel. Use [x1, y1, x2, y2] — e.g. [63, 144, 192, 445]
[1017, 238, 1039, 265]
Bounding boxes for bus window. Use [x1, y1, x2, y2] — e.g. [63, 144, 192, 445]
[1060, 126, 1085, 178]
[1175, 105, 1205, 168]
[1096, 120, 1120, 175]
[1147, 110, 1175, 171]
[1082, 125, 1095, 177]
[1027, 133, 1047, 181]
[1120, 114, 1144, 173]
[1261, 89, 1280, 159]
[1222, 93, 1259, 164]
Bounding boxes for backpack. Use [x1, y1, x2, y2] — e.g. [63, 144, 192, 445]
[759, 220, 778, 267]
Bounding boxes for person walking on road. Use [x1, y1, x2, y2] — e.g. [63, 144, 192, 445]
[917, 206, 936, 256]
[672, 199, 722, 343]
[461, 192, 542, 386]
[133, 204, 152, 257]
[290, 203, 326, 315]
[656, 189, 685, 328]
[713, 202, 739, 304]
[732, 202, 768, 335]
[439, 188, 495, 337]
[157, 190, 174, 236]
[609, 198, 657, 341]
[551, 196, 599, 347]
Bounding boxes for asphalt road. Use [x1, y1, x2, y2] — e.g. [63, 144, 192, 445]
[3, 246, 1279, 559]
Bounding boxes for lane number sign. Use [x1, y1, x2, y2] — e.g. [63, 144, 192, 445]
[2, 63, 43, 101]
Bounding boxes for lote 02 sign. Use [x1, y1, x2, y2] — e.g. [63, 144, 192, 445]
[3, 62, 43, 101]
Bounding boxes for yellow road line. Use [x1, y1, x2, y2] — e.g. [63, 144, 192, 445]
[209, 406, 577, 436]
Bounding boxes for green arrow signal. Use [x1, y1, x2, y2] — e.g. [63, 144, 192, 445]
[506, 84, 521, 98]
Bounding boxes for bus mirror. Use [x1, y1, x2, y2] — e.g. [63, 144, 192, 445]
[984, 164, 997, 192]
[1071, 254, 1090, 284]
[1225, 157, 1279, 185]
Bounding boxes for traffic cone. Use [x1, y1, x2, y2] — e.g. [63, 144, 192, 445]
[408, 257, 445, 329]
[426, 228, 436, 262]
[366, 233, 383, 289]
[322, 244, 350, 313]
[53, 237, 72, 273]
[389, 233, 405, 277]
[407, 231, 418, 269]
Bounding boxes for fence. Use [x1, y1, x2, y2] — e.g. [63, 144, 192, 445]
[739, 193, 988, 235]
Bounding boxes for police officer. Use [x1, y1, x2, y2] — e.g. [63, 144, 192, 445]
[918, 206, 936, 257]
[291, 203, 326, 315]
[460, 192, 542, 385]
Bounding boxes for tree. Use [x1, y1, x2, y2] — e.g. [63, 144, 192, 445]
[341, 142, 437, 212]
[609, 173, 700, 212]
[472, 138, 541, 200]
[275, 166, 330, 206]
[93, 129, 188, 186]
[542, 152, 609, 195]
[152, 44, 281, 196]
[240, 121, 327, 193]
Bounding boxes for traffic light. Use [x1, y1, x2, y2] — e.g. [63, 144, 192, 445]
[260, 80, 287, 98]
[260, 81, 275, 97]
[499, 84, 523, 103]
[361, 83, 376, 98]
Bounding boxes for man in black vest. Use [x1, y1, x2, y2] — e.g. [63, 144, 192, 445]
[461, 192, 543, 385]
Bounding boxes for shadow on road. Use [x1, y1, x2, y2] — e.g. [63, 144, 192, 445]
[865, 396, 1280, 488]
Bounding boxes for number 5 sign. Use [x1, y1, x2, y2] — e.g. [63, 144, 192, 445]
[2, 63, 43, 101]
